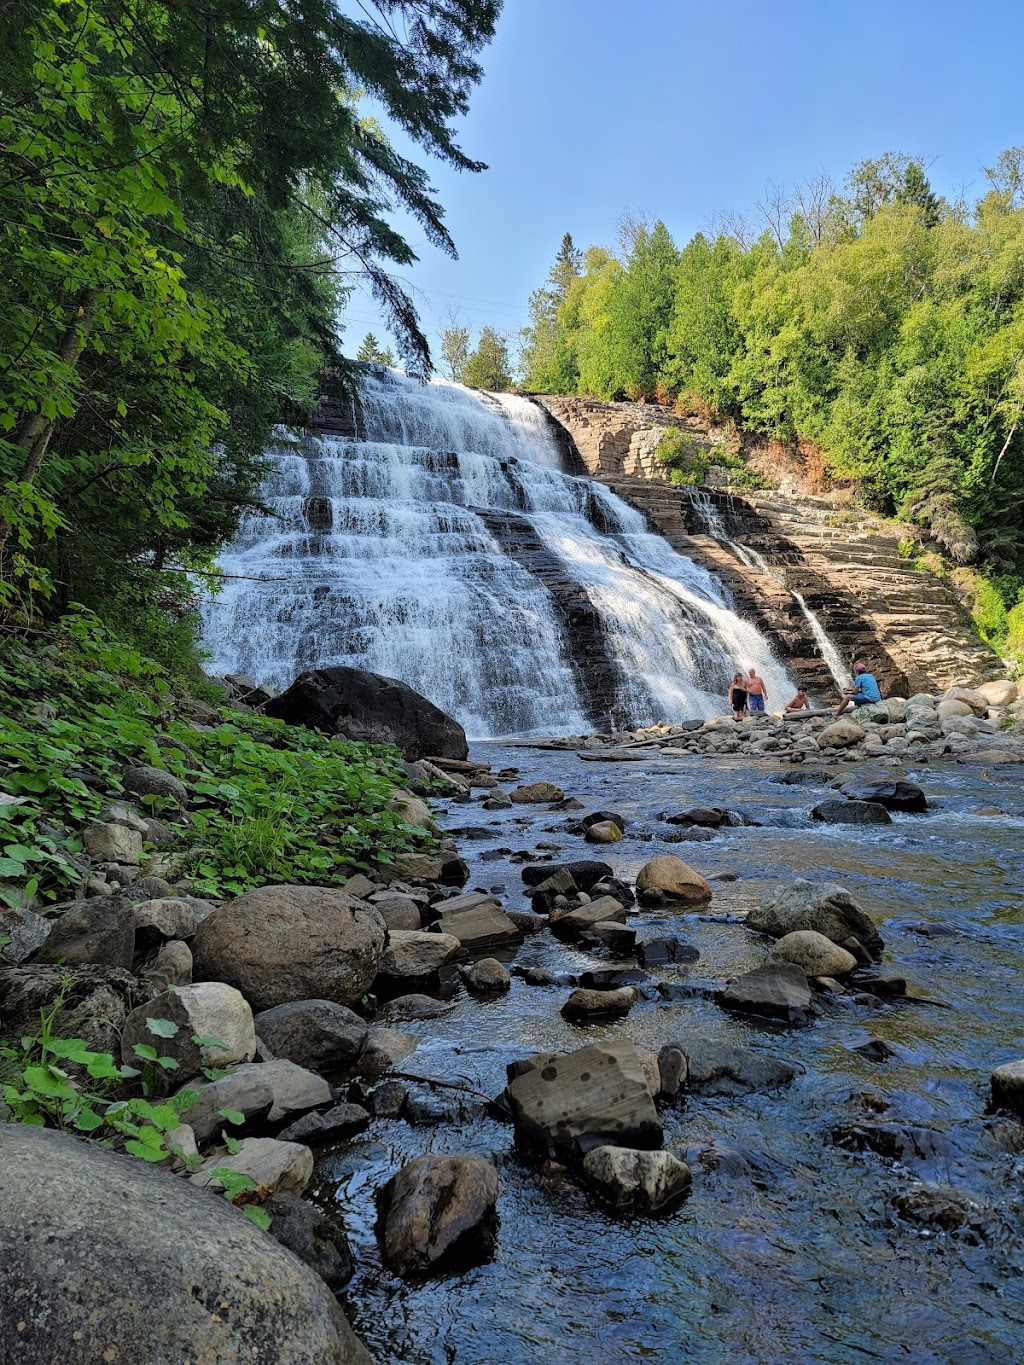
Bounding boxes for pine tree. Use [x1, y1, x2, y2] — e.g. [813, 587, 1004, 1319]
[461, 327, 512, 391]
[522, 233, 582, 391]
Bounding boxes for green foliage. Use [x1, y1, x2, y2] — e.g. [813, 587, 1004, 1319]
[0, 611, 432, 906]
[460, 326, 513, 391]
[356, 334, 395, 366]
[1, 991, 195, 1162]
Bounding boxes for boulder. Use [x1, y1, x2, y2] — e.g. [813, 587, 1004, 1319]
[173, 1067, 275, 1143]
[583, 920, 637, 954]
[551, 895, 628, 940]
[0, 1125, 371, 1364]
[767, 930, 858, 977]
[354, 1025, 418, 1078]
[991, 1059, 1024, 1115]
[584, 820, 624, 844]
[134, 897, 197, 942]
[521, 861, 613, 892]
[509, 781, 565, 804]
[266, 1191, 355, 1291]
[264, 665, 468, 761]
[0, 906, 51, 963]
[191, 1135, 314, 1197]
[121, 982, 256, 1086]
[256, 1058, 333, 1121]
[811, 799, 892, 826]
[254, 999, 368, 1074]
[746, 879, 884, 959]
[374, 894, 422, 931]
[122, 764, 189, 807]
[976, 679, 1017, 708]
[192, 885, 387, 1010]
[581, 1146, 691, 1212]
[277, 1102, 371, 1146]
[561, 986, 637, 1020]
[667, 1039, 796, 1095]
[33, 896, 135, 969]
[718, 963, 815, 1024]
[0, 963, 146, 1060]
[139, 938, 193, 989]
[635, 856, 712, 905]
[379, 930, 462, 979]
[377, 1153, 499, 1276]
[581, 810, 626, 833]
[83, 822, 144, 864]
[837, 779, 927, 813]
[435, 904, 523, 953]
[942, 686, 989, 717]
[462, 957, 511, 993]
[817, 719, 866, 749]
[383, 993, 455, 1022]
[663, 806, 725, 828]
[505, 1041, 662, 1160]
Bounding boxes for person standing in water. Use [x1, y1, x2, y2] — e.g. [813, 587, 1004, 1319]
[728, 671, 748, 720]
[745, 667, 768, 714]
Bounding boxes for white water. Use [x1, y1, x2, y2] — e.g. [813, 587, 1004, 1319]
[690, 497, 850, 692]
[201, 371, 794, 735]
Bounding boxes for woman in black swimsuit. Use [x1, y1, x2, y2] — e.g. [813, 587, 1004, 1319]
[728, 671, 748, 720]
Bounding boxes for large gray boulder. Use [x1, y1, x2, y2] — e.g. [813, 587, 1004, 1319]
[746, 879, 884, 959]
[0, 964, 148, 1059]
[0, 1124, 371, 1364]
[192, 885, 387, 1010]
[264, 665, 468, 761]
[33, 896, 135, 969]
[120, 982, 256, 1086]
[377, 1153, 499, 1276]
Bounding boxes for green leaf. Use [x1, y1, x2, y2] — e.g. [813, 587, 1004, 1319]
[145, 1017, 179, 1038]
[218, 1108, 246, 1126]
[132, 1042, 158, 1061]
[191, 1034, 229, 1050]
[244, 1205, 272, 1230]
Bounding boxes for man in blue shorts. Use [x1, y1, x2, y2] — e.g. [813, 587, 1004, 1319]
[745, 668, 768, 713]
[835, 661, 882, 716]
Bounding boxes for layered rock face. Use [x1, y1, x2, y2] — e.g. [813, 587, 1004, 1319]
[534, 396, 1001, 694]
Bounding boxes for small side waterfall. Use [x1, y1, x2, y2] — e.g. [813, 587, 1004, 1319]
[689, 492, 850, 691]
[201, 372, 794, 735]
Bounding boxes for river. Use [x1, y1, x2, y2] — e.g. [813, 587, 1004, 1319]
[319, 744, 1024, 1364]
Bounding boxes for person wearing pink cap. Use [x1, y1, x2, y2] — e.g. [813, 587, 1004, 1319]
[834, 660, 882, 715]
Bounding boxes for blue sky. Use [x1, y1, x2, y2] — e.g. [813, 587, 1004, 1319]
[342, 0, 1024, 365]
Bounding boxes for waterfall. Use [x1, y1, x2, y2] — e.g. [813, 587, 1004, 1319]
[689, 497, 849, 691]
[201, 371, 794, 736]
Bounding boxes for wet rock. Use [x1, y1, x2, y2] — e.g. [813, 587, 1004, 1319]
[561, 986, 637, 1021]
[658, 1046, 687, 1099]
[583, 920, 637, 954]
[891, 1184, 991, 1239]
[746, 879, 884, 959]
[482, 794, 513, 810]
[505, 908, 547, 935]
[83, 821, 145, 864]
[849, 1038, 896, 1063]
[462, 957, 511, 994]
[635, 856, 712, 906]
[529, 866, 578, 911]
[662, 806, 725, 828]
[635, 936, 700, 967]
[505, 1041, 662, 1160]
[265, 665, 468, 760]
[817, 719, 866, 749]
[193, 885, 387, 1010]
[266, 1191, 355, 1290]
[718, 963, 815, 1024]
[355, 1026, 417, 1078]
[811, 799, 892, 825]
[584, 820, 624, 844]
[191, 1135, 314, 1197]
[33, 896, 135, 968]
[121, 982, 256, 1087]
[991, 1059, 1024, 1115]
[551, 895, 628, 940]
[0, 1125, 371, 1364]
[577, 967, 648, 991]
[831, 1122, 958, 1166]
[669, 1039, 797, 1096]
[122, 764, 188, 807]
[383, 993, 454, 1022]
[509, 781, 565, 804]
[838, 778, 927, 812]
[253, 999, 368, 1074]
[581, 810, 626, 833]
[276, 1102, 371, 1146]
[589, 876, 636, 908]
[582, 1146, 691, 1212]
[769, 769, 828, 786]
[522, 860, 613, 892]
[662, 827, 715, 844]
[374, 894, 422, 931]
[435, 903, 523, 953]
[377, 1152, 499, 1277]
[767, 930, 858, 977]
[379, 930, 462, 979]
[517, 966, 560, 987]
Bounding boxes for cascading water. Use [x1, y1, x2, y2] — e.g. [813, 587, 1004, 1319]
[201, 371, 793, 735]
[690, 493, 850, 691]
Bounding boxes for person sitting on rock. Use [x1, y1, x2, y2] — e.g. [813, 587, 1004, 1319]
[728, 672, 748, 720]
[745, 668, 768, 714]
[835, 661, 882, 715]
[784, 684, 812, 713]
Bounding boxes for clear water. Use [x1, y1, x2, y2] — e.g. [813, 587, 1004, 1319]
[200, 372, 793, 735]
[320, 745, 1024, 1364]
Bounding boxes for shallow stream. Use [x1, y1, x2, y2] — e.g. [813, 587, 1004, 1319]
[320, 745, 1024, 1364]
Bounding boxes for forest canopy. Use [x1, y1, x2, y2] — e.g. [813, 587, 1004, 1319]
[519, 154, 1024, 637]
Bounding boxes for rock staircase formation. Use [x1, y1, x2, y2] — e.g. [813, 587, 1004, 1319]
[533, 396, 1001, 694]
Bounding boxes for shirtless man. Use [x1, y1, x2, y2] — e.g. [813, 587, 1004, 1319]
[784, 684, 811, 713]
[745, 668, 768, 714]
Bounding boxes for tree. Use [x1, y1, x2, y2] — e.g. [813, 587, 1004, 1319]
[521, 233, 582, 391]
[603, 219, 679, 399]
[461, 327, 512, 391]
[356, 333, 394, 365]
[438, 320, 471, 381]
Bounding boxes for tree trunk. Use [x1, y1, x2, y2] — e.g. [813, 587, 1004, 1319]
[0, 288, 99, 572]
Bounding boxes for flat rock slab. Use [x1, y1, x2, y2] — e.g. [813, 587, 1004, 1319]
[505, 1040, 662, 1160]
[191, 1134, 314, 1196]
[667, 1040, 797, 1095]
[551, 896, 628, 940]
[277, 1102, 371, 1146]
[434, 905, 523, 953]
[379, 930, 462, 978]
[718, 963, 816, 1025]
[811, 799, 892, 825]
